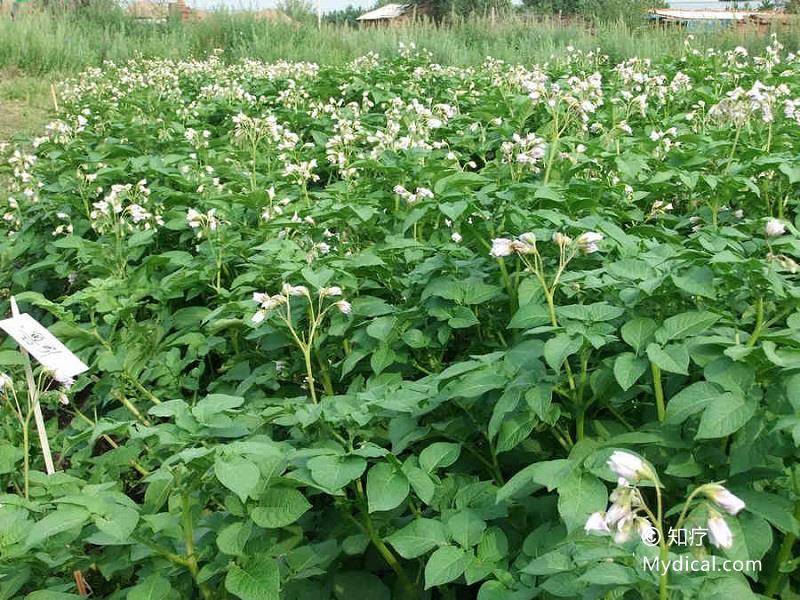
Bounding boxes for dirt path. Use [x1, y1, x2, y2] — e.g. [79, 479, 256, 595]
[0, 70, 53, 143]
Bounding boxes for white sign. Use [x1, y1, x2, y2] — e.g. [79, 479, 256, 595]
[0, 313, 89, 381]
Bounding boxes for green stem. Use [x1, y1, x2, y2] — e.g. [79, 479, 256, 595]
[355, 481, 418, 599]
[182, 492, 212, 600]
[747, 297, 764, 347]
[765, 472, 800, 597]
[651, 363, 666, 422]
[303, 348, 318, 404]
[22, 413, 30, 500]
[496, 258, 516, 312]
[544, 113, 560, 184]
[659, 539, 669, 600]
[316, 351, 335, 396]
[725, 125, 741, 172]
[125, 374, 162, 404]
[576, 409, 585, 442]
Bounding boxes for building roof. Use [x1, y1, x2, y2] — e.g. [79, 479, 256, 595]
[357, 3, 409, 21]
[651, 7, 754, 19]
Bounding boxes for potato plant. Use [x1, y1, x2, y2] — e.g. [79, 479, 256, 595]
[0, 37, 799, 599]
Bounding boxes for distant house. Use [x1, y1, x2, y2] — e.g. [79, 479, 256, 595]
[127, 0, 170, 21]
[650, 0, 795, 30]
[649, 5, 792, 31]
[357, 3, 429, 25]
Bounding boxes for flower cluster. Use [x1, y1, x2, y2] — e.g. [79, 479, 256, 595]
[585, 451, 746, 551]
[500, 133, 547, 173]
[393, 184, 434, 205]
[90, 180, 164, 233]
[490, 230, 603, 258]
[186, 208, 221, 237]
[251, 283, 351, 325]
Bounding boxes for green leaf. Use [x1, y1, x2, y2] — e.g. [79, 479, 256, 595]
[672, 267, 715, 298]
[424, 545, 468, 589]
[366, 316, 396, 341]
[695, 394, 755, 439]
[655, 311, 719, 344]
[93, 503, 139, 542]
[386, 518, 448, 558]
[447, 510, 486, 548]
[580, 563, 638, 585]
[419, 443, 461, 472]
[544, 334, 582, 371]
[621, 318, 658, 354]
[446, 370, 506, 399]
[307, 455, 367, 491]
[508, 302, 550, 329]
[438, 200, 469, 221]
[192, 394, 244, 423]
[433, 172, 487, 194]
[646, 343, 689, 375]
[497, 460, 574, 502]
[25, 593, 83, 600]
[367, 462, 409, 513]
[225, 555, 280, 600]
[737, 491, 800, 535]
[217, 521, 252, 556]
[613, 353, 648, 391]
[0, 442, 22, 474]
[404, 465, 435, 504]
[26, 506, 88, 548]
[665, 382, 724, 425]
[779, 162, 800, 184]
[215, 455, 260, 503]
[127, 575, 173, 600]
[557, 470, 607, 533]
[477, 527, 508, 562]
[495, 416, 535, 453]
[251, 488, 311, 528]
[301, 266, 334, 289]
[449, 306, 480, 329]
[333, 572, 390, 600]
[558, 303, 623, 322]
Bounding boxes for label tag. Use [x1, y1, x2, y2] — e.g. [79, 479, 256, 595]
[0, 313, 89, 380]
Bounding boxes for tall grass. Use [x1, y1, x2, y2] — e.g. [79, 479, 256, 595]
[0, 9, 799, 76]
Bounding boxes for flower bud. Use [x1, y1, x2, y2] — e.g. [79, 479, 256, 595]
[552, 232, 573, 247]
[282, 283, 310, 297]
[707, 511, 734, 549]
[576, 231, 603, 254]
[584, 512, 610, 534]
[704, 485, 746, 516]
[765, 218, 786, 237]
[607, 451, 653, 482]
[490, 238, 514, 257]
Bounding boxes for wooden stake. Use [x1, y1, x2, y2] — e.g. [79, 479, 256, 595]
[73, 570, 88, 595]
[50, 83, 59, 114]
[10, 296, 55, 475]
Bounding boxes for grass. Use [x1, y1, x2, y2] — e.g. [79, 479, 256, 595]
[0, 70, 51, 142]
[1, 9, 800, 138]
[1, 10, 800, 75]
